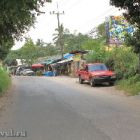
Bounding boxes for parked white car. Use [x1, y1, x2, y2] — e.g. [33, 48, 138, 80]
[20, 69, 35, 76]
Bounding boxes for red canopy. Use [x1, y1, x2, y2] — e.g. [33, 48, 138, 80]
[32, 64, 44, 68]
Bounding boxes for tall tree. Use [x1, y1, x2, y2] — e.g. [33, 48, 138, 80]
[63, 32, 92, 52]
[97, 22, 106, 39]
[36, 41, 57, 57]
[36, 39, 46, 47]
[19, 38, 38, 65]
[110, 0, 140, 28]
[110, 0, 140, 73]
[0, 38, 14, 60]
[125, 30, 140, 73]
[53, 24, 65, 57]
[4, 50, 19, 66]
[0, 0, 51, 60]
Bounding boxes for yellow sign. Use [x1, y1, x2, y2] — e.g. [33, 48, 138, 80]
[73, 54, 82, 62]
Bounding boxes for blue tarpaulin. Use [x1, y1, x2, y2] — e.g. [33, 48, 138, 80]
[63, 53, 74, 59]
[43, 71, 54, 76]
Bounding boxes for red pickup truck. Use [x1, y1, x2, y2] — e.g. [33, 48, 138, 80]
[77, 63, 116, 87]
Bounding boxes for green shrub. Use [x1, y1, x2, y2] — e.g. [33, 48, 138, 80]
[84, 40, 140, 95]
[85, 46, 138, 79]
[0, 68, 11, 96]
[111, 47, 138, 79]
[117, 74, 140, 95]
[85, 46, 109, 63]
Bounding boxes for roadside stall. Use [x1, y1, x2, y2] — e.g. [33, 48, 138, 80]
[69, 50, 88, 77]
[56, 57, 73, 75]
[31, 64, 45, 76]
[42, 59, 62, 76]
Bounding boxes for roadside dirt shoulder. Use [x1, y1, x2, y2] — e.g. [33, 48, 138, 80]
[0, 78, 15, 115]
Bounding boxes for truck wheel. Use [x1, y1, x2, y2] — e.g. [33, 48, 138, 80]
[79, 76, 84, 84]
[90, 78, 95, 87]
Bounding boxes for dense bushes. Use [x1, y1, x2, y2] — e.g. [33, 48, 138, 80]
[85, 45, 140, 95]
[86, 46, 109, 63]
[106, 47, 138, 79]
[117, 74, 140, 95]
[86, 46, 138, 80]
[0, 68, 11, 96]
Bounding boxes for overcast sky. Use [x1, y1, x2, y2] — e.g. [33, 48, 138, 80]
[12, 0, 123, 50]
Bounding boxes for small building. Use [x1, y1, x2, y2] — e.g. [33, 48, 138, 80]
[69, 50, 88, 77]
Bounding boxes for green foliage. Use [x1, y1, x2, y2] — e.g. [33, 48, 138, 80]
[84, 42, 138, 80]
[97, 22, 106, 39]
[83, 31, 139, 95]
[110, 47, 138, 79]
[85, 46, 107, 63]
[4, 50, 19, 66]
[125, 29, 140, 74]
[19, 38, 38, 65]
[0, 0, 51, 60]
[125, 30, 140, 54]
[53, 27, 93, 54]
[110, 0, 140, 28]
[34, 40, 57, 57]
[63, 32, 93, 52]
[82, 37, 105, 50]
[53, 24, 65, 57]
[4, 38, 57, 66]
[117, 74, 140, 95]
[83, 38, 108, 63]
[0, 69, 11, 96]
[110, 0, 140, 74]
[0, 38, 14, 60]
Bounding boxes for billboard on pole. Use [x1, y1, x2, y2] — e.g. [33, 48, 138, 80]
[107, 16, 134, 45]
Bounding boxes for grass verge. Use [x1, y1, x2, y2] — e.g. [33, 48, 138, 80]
[0, 68, 11, 97]
[117, 74, 140, 96]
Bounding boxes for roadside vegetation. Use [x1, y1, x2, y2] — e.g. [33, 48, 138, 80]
[5, 22, 140, 95]
[0, 68, 11, 97]
[84, 41, 140, 95]
[82, 21, 140, 96]
[0, 1, 51, 97]
[117, 75, 140, 96]
[109, 0, 140, 95]
[1, 0, 140, 96]
[82, 0, 140, 96]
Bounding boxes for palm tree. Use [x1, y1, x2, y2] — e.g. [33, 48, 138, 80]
[53, 24, 64, 58]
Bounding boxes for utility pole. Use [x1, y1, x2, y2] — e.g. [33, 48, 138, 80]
[50, 3, 64, 58]
[105, 17, 110, 51]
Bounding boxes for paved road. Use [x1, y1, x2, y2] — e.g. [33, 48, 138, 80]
[0, 76, 140, 140]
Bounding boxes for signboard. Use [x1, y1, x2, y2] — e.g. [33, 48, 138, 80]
[108, 16, 134, 45]
[73, 54, 82, 62]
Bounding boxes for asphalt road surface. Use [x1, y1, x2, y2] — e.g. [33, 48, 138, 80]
[0, 76, 140, 140]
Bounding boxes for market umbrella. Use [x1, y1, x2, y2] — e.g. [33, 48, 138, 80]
[32, 64, 44, 68]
